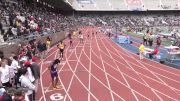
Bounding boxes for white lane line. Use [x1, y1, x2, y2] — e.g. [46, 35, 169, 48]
[98, 34, 139, 101]
[56, 46, 73, 101]
[103, 38, 180, 91]
[101, 39, 159, 100]
[73, 32, 99, 101]
[39, 47, 59, 101]
[90, 49, 177, 101]
[39, 39, 74, 101]
[63, 44, 82, 100]
[37, 45, 57, 65]
[100, 36, 179, 98]
[108, 47, 180, 86]
[79, 49, 127, 101]
[102, 37, 180, 88]
[41, 50, 59, 74]
[89, 35, 171, 100]
[119, 50, 180, 97]
[88, 34, 92, 101]
[39, 96, 43, 101]
[112, 38, 180, 77]
[95, 34, 115, 101]
[40, 58, 47, 101]
[39, 45, 59, 101]
[99, 37, 161, 100]
[64, 30, 99, 101]
[57, 39, 81, 101]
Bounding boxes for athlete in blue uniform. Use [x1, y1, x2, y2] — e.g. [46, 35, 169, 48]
[49, 59, 60, 89]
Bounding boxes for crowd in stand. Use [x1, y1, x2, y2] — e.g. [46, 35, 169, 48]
[0, 35, 52, 101]
[0, 0, 180, 101]
[1, 0, 180, 44]
[0, 0, 73, 43]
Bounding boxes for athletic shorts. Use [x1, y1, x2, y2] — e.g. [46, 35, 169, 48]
[51, 71, 58, 79]
[60, 49, 64, 53]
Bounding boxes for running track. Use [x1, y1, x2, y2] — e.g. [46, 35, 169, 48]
[36, 27, 180, 101]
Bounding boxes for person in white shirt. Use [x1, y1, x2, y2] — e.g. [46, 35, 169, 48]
[11, 56, 20, 87]
[23, 61, 35, 83]
[19, 68, 37, 101]
[0, 59, 11, 87]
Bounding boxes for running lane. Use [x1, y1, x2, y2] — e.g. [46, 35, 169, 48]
[37, 27, 180, 101]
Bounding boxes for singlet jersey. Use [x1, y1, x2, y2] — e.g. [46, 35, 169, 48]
[73, 32, 76, 36]
[51, 64, 58, 73]
[58, 43, 64, 49]
[46, 41, 51, 46]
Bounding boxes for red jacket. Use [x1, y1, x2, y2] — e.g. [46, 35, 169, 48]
[153, 48, 159, 54]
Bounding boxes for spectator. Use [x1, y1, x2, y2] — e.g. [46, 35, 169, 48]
[11, 56, 20, 87]
[148, 35, 153, 47]
[1, 92, 12, 101]
[0, 59, 12, 87]
[19, 68, 36, 101]
[156, 37, 161, 47]
[139, 43, 145, 60]
[149, 47, 159, 59]
[0, 22, 3, 34]
[143, 34, 147, 45]
[0, 51, 4, 61]
[31, 58, 40, 93]
[37, 41, 45, 59]
[24, 61, 35, 83]
[13, 88, 27, 101]
[26, 46, 32, 61]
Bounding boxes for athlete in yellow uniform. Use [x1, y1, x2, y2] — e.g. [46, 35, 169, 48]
[73, 31, 76, 38]
[57, 41, 65, 59]
[139, 43, 145, 60]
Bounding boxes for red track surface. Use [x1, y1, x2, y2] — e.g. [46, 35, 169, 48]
[36, 27, 180, 101]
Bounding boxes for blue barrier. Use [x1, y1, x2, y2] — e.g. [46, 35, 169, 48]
[117, 35, 130, 44]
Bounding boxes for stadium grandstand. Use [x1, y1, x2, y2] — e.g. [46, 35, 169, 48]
[0, 0, 180, 101]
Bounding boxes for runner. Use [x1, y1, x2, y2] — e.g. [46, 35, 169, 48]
[48, 59, 60, 90]
[68, 32, 72, 40]
[73, 31, 76, 38]
[79, 33, 83, 44]
[92, 32, 94, 37]
[70, 38, 73, 48]
[87, 32, 90, 38]
[57, 41, 65, 60]
[108, 32, 111, 38]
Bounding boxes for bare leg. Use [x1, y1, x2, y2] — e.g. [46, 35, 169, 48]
[55, 77, 59, 88]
